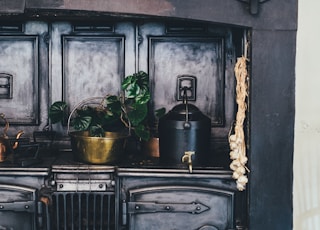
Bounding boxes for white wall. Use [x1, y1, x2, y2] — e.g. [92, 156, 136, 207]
[294, 1, 320, 229]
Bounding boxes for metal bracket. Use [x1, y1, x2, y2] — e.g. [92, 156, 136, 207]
[237, 0, 270, 15]
[176, 75, 197, 101]
[0, 73, 13, 99]
[128, 201, 209, 214]
[0, 200, 35, 213]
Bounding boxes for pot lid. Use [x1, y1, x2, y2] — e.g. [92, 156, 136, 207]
[171, 103, 201, 115]
[163, 103, 209, 122]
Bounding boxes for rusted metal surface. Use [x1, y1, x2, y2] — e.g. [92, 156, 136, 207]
[0, 0, 297, 30]
[0, 0, 25, 14]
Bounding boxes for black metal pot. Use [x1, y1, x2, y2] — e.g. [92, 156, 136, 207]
[158, 101, 211, 170]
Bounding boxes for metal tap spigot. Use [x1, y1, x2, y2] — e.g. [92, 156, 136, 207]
[182, 151, 195, 173]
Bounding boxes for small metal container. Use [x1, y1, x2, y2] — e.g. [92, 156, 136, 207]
[158, 102, 211, 168]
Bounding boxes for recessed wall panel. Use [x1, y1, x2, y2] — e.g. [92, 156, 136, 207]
[0, 36, 39, 124]
[62, 36, 125, 110]
[149, 37, 225, 126]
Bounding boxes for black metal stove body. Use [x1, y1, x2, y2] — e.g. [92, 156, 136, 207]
[117, 168, 246, 230]
[0, 184, 39, 229]
[0, 168, 49, 230]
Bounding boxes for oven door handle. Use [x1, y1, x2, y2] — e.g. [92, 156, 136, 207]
[127, 201, 209, 214]
[0, 200, 35, 213]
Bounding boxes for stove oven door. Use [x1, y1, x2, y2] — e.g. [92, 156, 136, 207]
[0, 184, 40, 230]
[122, 185, 235, 230]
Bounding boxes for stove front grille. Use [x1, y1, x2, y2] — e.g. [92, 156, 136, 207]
[49, 191, 115, 230]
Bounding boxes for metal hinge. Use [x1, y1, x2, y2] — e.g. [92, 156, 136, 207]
[0, 200, 35, 213]
[121, 200, 210, 225]
[127, 201, 209, 214]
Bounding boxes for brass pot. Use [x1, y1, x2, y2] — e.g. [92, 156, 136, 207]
[70, 131, 128, 164]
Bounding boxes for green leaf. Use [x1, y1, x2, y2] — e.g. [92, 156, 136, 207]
[105, 96, 122, 115]
[49, 101, 67, 124]
[89, 125, 104, 137]
[72, 116, 92, 131]
[133, 124, 150, 141]
[121, 75, 136, 91]
[135, 91, 150, 104]
[127, 103, 148, 126]
[122, 71, 150, 101]
[125, 84, 140, 99]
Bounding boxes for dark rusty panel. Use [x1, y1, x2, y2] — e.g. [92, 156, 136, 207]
[249, 29, 296, 230]
[23, 0, 297, 30]
[26, 0, 63, 8]
[26, 0, 175, 16]
[0, 0, 25, 14]
[169, 0, 297, 30]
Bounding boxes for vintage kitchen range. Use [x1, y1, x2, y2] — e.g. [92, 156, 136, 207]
[1, 18, 246, 230]
[0, 0, 297, 229]
[0, 148, 246, 230]
[0, 69, 247, 229]
[0, 30, 246, 229]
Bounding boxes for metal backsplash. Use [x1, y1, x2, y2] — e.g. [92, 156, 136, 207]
[0, 20, 242, 143]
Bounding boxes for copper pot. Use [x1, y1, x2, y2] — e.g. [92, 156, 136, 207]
[142, 137, 160, 158]
[0, 113, 24, 162]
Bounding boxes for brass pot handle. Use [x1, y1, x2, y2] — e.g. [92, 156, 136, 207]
[67, 97, 104, 134]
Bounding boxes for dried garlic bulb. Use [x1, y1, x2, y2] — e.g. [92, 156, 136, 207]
[229, 56, 250, 191]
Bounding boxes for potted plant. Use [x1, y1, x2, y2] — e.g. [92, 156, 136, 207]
[49, 71, 155, 163]
[50, 71, 152, 138]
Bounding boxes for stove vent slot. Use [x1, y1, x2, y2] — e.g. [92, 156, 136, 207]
[49, 192, 115, 230]
[73, 23, 114, 33]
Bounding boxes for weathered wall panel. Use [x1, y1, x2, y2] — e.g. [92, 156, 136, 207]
[0, 36, 39, 124]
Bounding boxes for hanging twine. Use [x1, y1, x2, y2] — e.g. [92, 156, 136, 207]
[229, 56, 250, 191]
